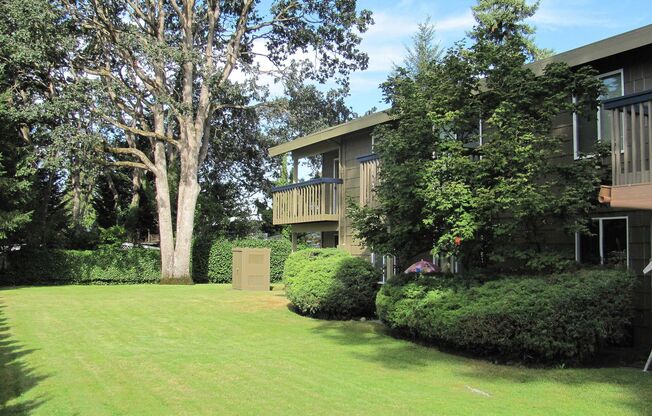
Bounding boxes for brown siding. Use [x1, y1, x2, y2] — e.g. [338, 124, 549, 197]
[587, 49, 652, 345]
[321, 150, 338, 178]
[544, 46, 652, 345]
[339, 130, 373, 256]
[623, 51, 652, 94]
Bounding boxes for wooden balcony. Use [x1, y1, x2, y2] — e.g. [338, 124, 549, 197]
[272, 178, 343, 225]
[599, 90, 652, 210]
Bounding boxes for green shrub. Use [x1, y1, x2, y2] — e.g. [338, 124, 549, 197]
[98, 225, 128, 248]
[284, 248, 381, 319]
[191, 237, 212, 283]
[0, 248, 160, 285]
[192, 237, 292, 283]
[376, 269, 635, 364]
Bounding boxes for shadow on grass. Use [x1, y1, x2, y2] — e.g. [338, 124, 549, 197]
[310, 319, 651, 414]
[454, 360, 651, 414]
[0, 300, 48, 415]
[311, 320, 442, 370]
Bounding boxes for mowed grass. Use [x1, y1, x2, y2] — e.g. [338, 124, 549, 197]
[1, 285, 650, 416]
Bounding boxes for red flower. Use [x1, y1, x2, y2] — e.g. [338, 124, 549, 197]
[454, 236, 462, 246]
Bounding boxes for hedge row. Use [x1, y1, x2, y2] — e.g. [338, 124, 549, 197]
[0, 248, 161, 285]
[376, 270, 634, 364]
[284, 248, 381, 319]
[192, 238, 292, 283]
[0, 237, 293, 286]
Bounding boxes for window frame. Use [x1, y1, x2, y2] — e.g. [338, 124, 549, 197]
[575, 215, 629, 268]
[572, 68, 625, 160]
[371, 253, 396, 284]
[596, 69, 625, 141]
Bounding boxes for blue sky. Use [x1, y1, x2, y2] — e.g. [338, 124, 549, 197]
[344, 0, 652, 114]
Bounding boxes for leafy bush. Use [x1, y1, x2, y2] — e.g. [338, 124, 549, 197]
[376, 269, 634, 364]
[192, 237, 292, 283]
[98, 225, 128, 248]
[191, 237, 212, 283]
[0, 248, 160, 285]
[284, 248, 381, 319]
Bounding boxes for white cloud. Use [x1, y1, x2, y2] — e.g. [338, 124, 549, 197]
[365, 12, 420, 39]
[529, 0, 623, 29]
[434, 11, 475, 32]
[362, 44, 406, 72]
[359, 9, 476, 73]
[530, 11, 615, 29]
[349, 73, 385, 91]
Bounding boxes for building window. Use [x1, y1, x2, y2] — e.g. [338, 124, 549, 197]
[573, 69, 624, 159]
[576, 216, 629, 268]
[371, 253, 396, 283]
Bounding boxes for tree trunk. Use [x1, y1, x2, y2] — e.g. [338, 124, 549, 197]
[154, 141, 180, 283]
[71, 169, 82, 227]
[166, 125, 200, 283]
[153, 124, 198, 284]
[170, 148, 201, 282]
[130, 168, 141, 208]
[126, 131, 142, 209]
[105, 170, 120, 211]
[151, 105, 180, 283]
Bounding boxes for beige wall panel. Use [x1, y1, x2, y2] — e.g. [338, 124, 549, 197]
[335, 130, 373, 256]
[322, 150, 338, 178]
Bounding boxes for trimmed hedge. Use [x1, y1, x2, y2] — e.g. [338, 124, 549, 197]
[284, 248, 381, 319]
[193, 238, 292, 283]
[376, 270, 635, 364]
[1, 237, 293, 286]
[0, 248, 161, 285]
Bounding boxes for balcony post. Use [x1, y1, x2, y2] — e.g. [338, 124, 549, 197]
[292, 231, 297, 252]
[292, 154, 299, 184]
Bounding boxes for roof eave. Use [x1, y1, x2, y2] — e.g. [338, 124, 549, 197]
[268, 110, 392, 157]
[527, 24, 652, 74]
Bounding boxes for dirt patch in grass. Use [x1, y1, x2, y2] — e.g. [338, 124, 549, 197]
[219, 291, 290, 313]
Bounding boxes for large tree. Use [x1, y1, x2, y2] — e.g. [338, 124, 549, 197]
[351, 0, 606, 272]
[0, 0, 80, 248]
[59, 0, 372, 282]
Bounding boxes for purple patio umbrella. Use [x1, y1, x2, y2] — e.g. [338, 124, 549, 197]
[404, 259, 440, 275]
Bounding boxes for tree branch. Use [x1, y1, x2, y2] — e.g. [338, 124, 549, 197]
[99, 113, 179, 148]
[107, 160, 150, 171]
[105, 146, 158, 174]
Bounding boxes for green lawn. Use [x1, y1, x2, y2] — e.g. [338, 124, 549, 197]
[1, 285, 650, 416]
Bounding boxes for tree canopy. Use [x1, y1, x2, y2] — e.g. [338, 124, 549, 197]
[0, 0, 373, 281]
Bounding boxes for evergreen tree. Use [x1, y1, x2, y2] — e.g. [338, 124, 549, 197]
[351, 0, 607, 272]
[0, 100, 34, 245]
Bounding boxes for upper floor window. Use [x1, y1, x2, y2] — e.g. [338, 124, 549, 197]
[573, 69, 624, 159]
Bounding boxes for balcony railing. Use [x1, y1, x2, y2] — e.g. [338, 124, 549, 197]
[271, 178, 343, 225]
[604, 90, 652, 186]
